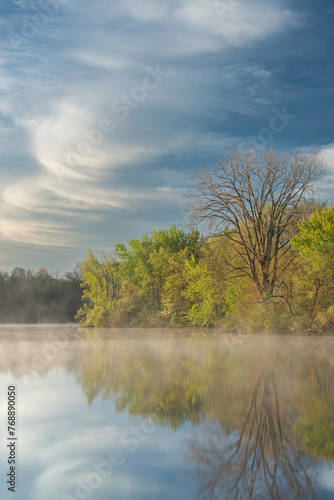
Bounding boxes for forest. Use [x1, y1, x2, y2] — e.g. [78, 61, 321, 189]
[2, 146, 334, 332]
[0, 266, 82, 323]
[77, 148, 334, 333]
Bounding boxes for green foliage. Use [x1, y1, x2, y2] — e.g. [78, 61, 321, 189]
[76, 250, 121, 326]
[114, 225, 200, 308]
[78, 226, 201, 327]
[77, 204, 334, 332]
[289, 205, 334, 326]
[291, 204, 334, 255]
[182, 256, 227, 326]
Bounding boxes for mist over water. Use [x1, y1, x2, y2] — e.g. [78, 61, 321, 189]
[0, 326, 334, 499]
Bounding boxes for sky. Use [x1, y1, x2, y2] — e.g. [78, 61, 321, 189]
[0, 368, 196, 500]
[0, 0, 334, 273]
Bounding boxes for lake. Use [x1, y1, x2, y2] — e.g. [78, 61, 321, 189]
[0, 325, 334, 499]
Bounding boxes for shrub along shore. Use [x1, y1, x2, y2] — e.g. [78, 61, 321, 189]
[76, 209, 334, 333]
[2, 147, 333, 333]
[76, 147, 333, 333]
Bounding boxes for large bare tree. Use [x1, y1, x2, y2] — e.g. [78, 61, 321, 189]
[185, 371, 317, 500]
[187, 146, 326, 299]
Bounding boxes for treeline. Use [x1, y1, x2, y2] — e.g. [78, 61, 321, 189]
[3, 147, 331, 331]
[0, 266, 82, 323]
[76, 203, 334, 332]
[76, 145, 332, 332]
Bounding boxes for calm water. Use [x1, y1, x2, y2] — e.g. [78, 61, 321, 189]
[0, 326, 334, 500]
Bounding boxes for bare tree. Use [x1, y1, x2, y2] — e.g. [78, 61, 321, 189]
[186, 147, 326, 299]
[185, 371, 317, 500]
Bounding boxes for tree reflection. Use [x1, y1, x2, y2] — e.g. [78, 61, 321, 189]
[186, 370, 317, 499]
[293, 345, 334, 462]
[1, 327, 334, 482]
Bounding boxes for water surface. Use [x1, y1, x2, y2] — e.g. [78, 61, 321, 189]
[0, 326, 334, 499]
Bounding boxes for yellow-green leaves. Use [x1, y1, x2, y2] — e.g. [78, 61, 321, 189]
[291, 205, 334, 255]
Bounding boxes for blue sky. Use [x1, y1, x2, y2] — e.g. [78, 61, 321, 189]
[0, 368, 196, 500]
[0, 0, 333, 272]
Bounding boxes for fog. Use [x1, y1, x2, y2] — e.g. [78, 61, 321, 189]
[1, 326, 334, 498]
[0, 267, 82, 324]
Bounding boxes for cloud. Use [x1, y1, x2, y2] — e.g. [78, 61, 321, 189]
[101, 0, 300, 53]
[175, 0, 299, 45]
[0, 0, 321, 270]
[320, 143, 334, 199]
[321, 143, 334, 167]
[12, 0, 30, 7]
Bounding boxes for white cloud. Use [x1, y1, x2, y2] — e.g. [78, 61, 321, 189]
[0, 0, 306, 262]
[102, 0, 299, 52]
[320, 143, 334, 198]
[175, 1, 299, 45]
[321, 143, 334, 167]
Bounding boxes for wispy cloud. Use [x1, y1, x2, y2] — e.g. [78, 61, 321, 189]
[0, 0, 332, 269]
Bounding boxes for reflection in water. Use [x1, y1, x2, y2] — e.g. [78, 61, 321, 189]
[0, 327, 334, 499]
[186, 370, 317, 499]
